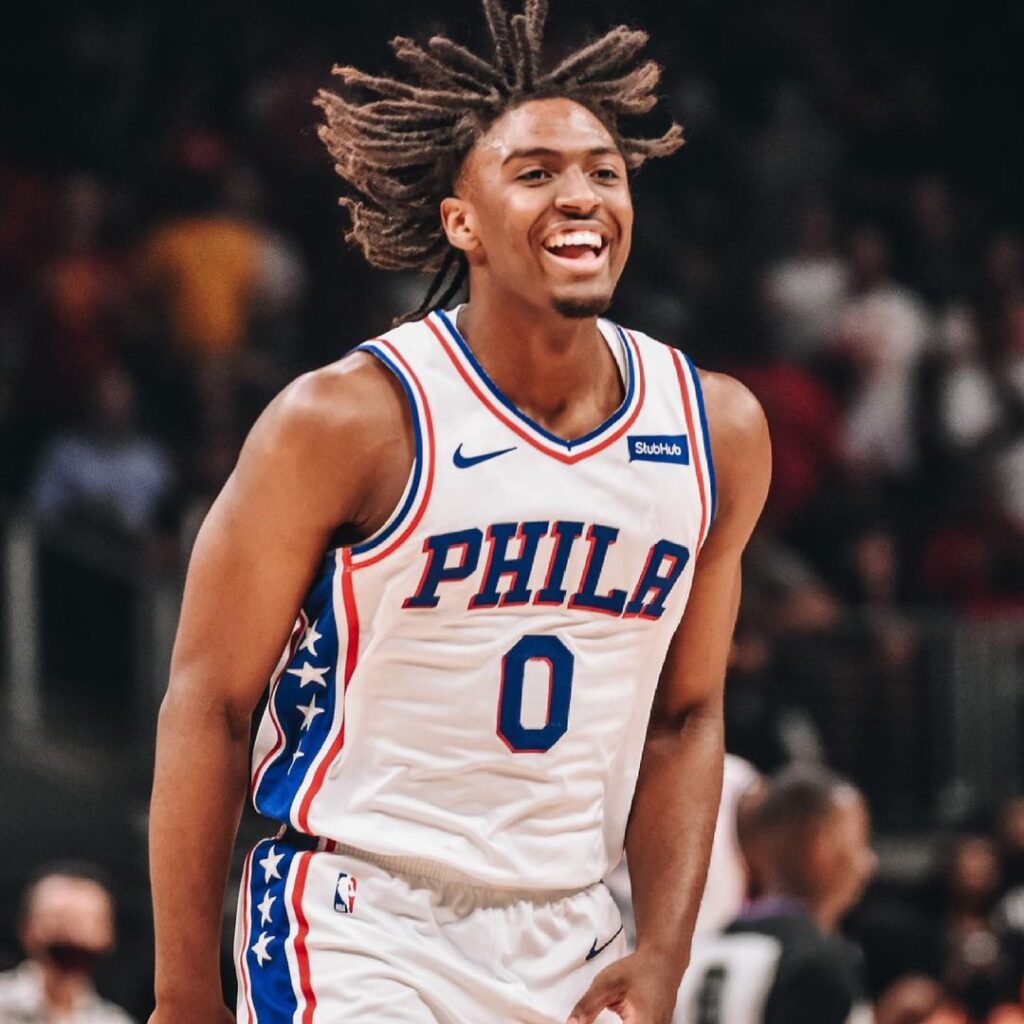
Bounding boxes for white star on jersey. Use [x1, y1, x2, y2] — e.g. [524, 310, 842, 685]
[287, 662, 329, 688]
[289, 749, 305, 774]
[298, 619, 323, 657]
[257, 890, 276, 926]
[259, 846, 284, 883]
[251, 931, 274, 967]
[297, 694, 326, 731]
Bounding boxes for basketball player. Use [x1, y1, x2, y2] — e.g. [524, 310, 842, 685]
[148, 2, 770, 1022]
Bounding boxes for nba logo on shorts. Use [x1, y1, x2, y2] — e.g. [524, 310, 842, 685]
[334, 872, 358, 914]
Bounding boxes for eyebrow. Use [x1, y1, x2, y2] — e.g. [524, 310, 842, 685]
[501, 146, 623, 165]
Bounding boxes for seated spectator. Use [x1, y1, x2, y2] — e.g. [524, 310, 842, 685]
[0, 864, 135, 1023]
[29, 363, 173, 543]
[674, 765, 877, 1024]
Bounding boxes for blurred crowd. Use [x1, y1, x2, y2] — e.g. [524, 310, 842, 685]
[1, 1, 1022, 609]
[1, 0, 1023, 1019]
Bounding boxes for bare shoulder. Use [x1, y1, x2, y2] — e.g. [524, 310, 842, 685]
[231, 349, 413, 537]
[695, 369, 769, 459]
[255, 350, 407, 453]
[695, 368, 771, 547]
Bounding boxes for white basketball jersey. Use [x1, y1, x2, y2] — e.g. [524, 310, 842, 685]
[249, 307, 717, 890]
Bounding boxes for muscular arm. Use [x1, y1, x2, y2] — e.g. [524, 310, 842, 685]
[570, 372, 771, 1024]
[627, 372, 771, 969]
[149, 355, 410, 1017]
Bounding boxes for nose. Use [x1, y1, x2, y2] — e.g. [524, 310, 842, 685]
[554, 166, 600, 216]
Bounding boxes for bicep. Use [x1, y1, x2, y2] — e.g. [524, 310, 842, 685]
[167, 368, 379, 723]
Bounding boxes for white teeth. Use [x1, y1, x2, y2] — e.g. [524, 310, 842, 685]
[543, 230, 604, 252]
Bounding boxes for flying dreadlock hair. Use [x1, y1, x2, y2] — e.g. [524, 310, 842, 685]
[315, 0, 684, 322]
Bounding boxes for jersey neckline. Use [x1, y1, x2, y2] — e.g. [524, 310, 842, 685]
[428, 306, 644, 462]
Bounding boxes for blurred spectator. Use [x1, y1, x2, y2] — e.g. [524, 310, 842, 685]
[995, 801, 1024, 1005]
[675, 765, 877, 1024]
[0, 164, 51, 301]
[29, 364, 173, 543]
[742, 532, 841, 635]
[997, 799, 1024, 893]
[764, 201, 849, 362]
[904, 176, 965, 309]
[28, 176, 131, 424]
[929, 307, 1004, 457]
[875, 975, 944, 1024]
[723, 616, 826, 776]
[0, 864, 135, 1023]
[740, 363, 842, 527]
[990, 294, 1024, 533]
[976, 235, 1023, 325]
[138, 136, 304, 361]
[831, 225, 931, 474]
[933, 837, 1023, 1022]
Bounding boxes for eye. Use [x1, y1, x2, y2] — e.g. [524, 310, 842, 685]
[592, 166, 621, 182]
[516, 167, 552, 183]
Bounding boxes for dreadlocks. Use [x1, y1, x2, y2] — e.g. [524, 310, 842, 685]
[315, 0, 683, 320]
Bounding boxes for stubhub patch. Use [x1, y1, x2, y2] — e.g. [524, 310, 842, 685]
[627, 434, 690, 465]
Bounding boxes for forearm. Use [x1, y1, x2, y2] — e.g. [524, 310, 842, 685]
[150, 685, 251, 1004]
[624, 702, 724, 979]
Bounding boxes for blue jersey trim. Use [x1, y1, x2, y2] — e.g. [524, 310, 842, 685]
[683, 354, 717, 521]
[433, 308, 636, 450]
[349, 343, 424, 555]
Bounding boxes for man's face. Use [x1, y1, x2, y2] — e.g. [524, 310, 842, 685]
[811, 790, 877, 919]
[21, 876, 115, 971]
[449, 97, 633, 318]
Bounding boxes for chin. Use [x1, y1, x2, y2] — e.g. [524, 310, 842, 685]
[550, 292, 613, 319]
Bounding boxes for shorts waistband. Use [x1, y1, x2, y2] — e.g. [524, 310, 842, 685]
[272, 825, 591, 901]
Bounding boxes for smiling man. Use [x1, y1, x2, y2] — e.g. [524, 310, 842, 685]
[148, 2, 770, 1023]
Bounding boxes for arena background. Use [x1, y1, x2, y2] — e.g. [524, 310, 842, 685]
[1, 0, 1023, 1017]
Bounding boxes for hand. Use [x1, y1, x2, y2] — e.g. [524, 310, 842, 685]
[149, 1000, 235, 1024]
[567, 949, 683, 1024]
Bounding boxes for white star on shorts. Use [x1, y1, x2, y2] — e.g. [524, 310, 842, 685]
[251, 930, 274, 967]
[258, 845, 284, 883]
[257, 890, 276, 926]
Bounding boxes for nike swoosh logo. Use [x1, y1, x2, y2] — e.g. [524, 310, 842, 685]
[585, 924, 624, 961]
[452, 443, 517, 469]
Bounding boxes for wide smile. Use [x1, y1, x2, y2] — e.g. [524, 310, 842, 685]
[539, 229, 611, 276]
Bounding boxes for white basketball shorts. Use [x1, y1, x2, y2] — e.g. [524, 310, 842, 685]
[234, 833, 627, 1023]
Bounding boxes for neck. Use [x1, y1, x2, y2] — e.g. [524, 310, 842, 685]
[40, 963, 91, 1013]
[454, 288, 622, 438]
[758, 884, 840, 935]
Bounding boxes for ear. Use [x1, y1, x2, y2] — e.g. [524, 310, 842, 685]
[440, 196, 483, 260]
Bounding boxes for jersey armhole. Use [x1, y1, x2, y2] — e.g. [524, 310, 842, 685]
[340, 341, 432, 562]
[682, 353, 718, 523]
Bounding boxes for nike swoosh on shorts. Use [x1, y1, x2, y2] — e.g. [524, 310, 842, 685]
[586, 924, 624, 961]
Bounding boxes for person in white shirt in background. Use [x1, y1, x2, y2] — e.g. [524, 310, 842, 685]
[0, 866, 135, 1024]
